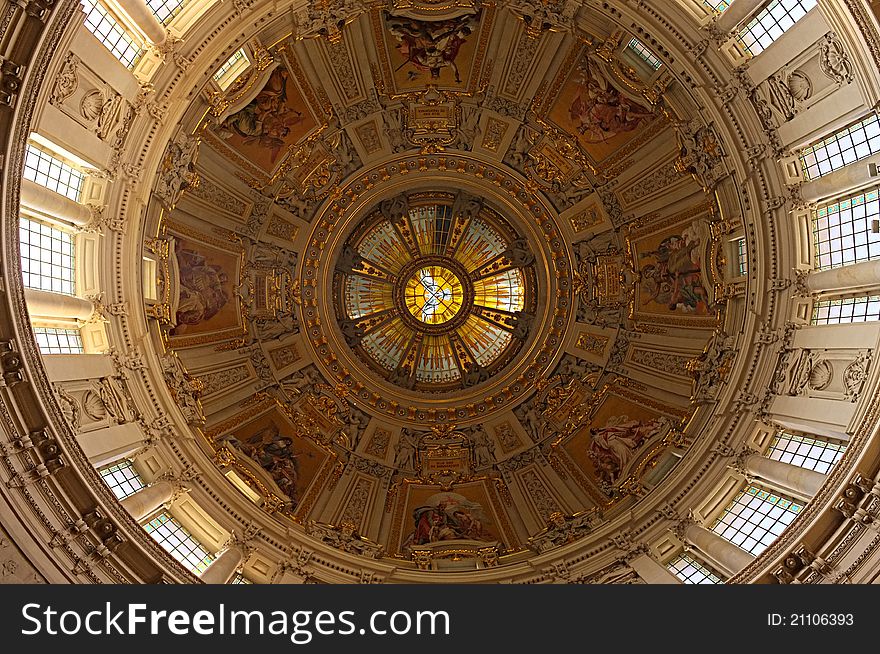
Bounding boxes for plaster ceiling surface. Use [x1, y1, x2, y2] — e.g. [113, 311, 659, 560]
[139, 0, 729, 569]
[16, 0, 880, 583]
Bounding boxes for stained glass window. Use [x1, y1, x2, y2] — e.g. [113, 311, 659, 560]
[144, 512, 215, 574]
[338, 201, 533, 391]
[799, 113, 880, 181]
[627, 38, 662, 70]
[738, 0, 818, 56]
[811, 295, 880, 324]
[812, 186, 880, 270]
[404, 266, 465, 325]
[668, 553, 726, 584]
[767, 432, 846, 474]
[704, 0, 730, 11]
[99, 459, 146, 500]
[711, 485, 803, 556]
[231, 572, 253, 584]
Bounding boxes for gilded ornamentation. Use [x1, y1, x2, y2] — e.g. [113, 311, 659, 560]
[365, 428, 392, 459]
[355, 120, 383, 154]
[568, 206, 602, 233]
[576, 332, 608, 356]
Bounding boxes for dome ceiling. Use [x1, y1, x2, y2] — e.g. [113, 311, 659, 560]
[336, 195, 536, 391]
[142, 0, 730, 566]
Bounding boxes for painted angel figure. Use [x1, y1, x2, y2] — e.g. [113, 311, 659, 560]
[217, 67, 305, 163]
[387, 13, 477, 83]
[568, 57, 654, 143]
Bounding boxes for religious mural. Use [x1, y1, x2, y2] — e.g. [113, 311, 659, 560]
[217, 408, 330, 510]
[395, 482, 505, 555]
[215, 65, 317, 174]
[168, 233, 242, 339]
[379, 9, 485, 93]
[586, 414, 670, 485]
[403, 491, 494, 549]
[561, 388, 678, 492]
[631, 216, 714, 323]
[549, 51, 656, 162]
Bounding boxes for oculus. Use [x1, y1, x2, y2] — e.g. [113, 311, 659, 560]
[335, 197, 536, 391]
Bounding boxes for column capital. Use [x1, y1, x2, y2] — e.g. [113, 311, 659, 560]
[153, 31, 190, 71]
[669, 510, 699, 543]
[611, 531, 650, 563]
[224, 523, 261, 558]
[728, 447, 759, 476]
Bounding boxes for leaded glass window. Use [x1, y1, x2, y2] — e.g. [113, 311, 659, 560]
[144, 512, 215, 574]
[668, 553, 726, 584]
[711, 485, 803, 556]
[766, 432, 845, 474]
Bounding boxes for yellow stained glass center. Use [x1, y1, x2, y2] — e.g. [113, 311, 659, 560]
[404, 266, 464, 325]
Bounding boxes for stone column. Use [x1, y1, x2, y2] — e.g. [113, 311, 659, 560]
[20, 180, 93, 227]
[120, 481, 174, 521]
[682, 523, 756, 577]
[800, 153, 880, 205]
[628, 553, 682, 584]
[199, 546, 244, 584]
[804, 260, 880, 294]
[743, 454, 827, 500]
[114, 0, 167, 45]
[714, 0, 766, 35]
[25, 289, 94, 322]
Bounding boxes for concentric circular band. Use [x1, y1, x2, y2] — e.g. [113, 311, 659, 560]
[394, 256, 475, 334]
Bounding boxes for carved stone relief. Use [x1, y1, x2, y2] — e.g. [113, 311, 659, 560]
[49, 52, 126, 143]
[772, 347, 873, 403]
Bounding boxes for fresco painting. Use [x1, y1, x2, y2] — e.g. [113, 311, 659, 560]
[218, 408, 329, 509]
[635, 219, 712, 318]
[383, 11, 482, 91]
[549, 53, 655, 161]
[170, 236, 241, 337]
[563, 392, 673, 487]
[398, 483, 502, 554]
[215, 65, 317, 173]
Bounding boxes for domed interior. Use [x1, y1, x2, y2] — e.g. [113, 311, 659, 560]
[1, 0, 880, 585]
